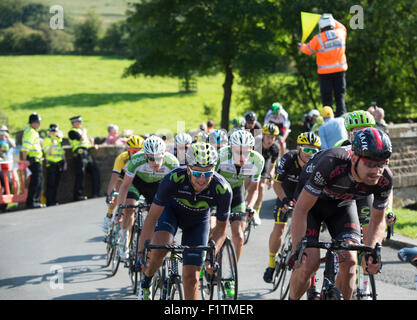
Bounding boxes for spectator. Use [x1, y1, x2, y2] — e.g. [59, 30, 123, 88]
[298, 14, 348, 117]
[207, 119, 215, 132]
[43, 124, 67, 206]
[105, 124, 125, 145]
[311, 116, 324, 134]
[374, 107, 389, 133]
[68, 115, 101, 201]
[0, 125, 16, 162]
[21, 113, 44, 209]
[199, 123, 207, 132]
[318, 106, 347, 149]
[301, 109, 320, 132]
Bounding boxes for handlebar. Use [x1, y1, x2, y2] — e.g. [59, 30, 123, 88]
[296, 237, 382, 270]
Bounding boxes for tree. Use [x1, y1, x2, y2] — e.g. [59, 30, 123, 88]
[74, 10, 102, 54]
[124, 0, 280, 129]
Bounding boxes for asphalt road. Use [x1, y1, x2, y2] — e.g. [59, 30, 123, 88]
[0, 187, 416, 301]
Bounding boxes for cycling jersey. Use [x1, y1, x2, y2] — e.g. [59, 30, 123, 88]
[261, 143, 279, 178]
[112, 151, 130, 178]
[153, 167, 233, 266]
[296, 147, 393, 210]
[264, 109, 291, 134]
[216, 147, 265, 189]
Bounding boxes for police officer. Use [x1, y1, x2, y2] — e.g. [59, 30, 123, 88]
[21, 113, 44, 209]
[43, 124, 67, 206]
[68, 115, 100, 201]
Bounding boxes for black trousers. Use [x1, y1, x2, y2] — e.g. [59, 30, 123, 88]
[45, 161, 64, 206]
[73, 149, 100, 200]
[318, 71, 347, 117]
[26, 158, 43, 207]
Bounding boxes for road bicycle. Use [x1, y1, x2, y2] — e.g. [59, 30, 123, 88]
[141, 240, 216, 300]
[200, 237, 238, 300]
[243, 209, 255, 245]
[295, 237, 381, 300]
[119, 202, 150, 294]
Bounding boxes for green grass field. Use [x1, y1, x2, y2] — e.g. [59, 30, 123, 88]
[0, 55, 247, 138]
[393, 208, 417, 239]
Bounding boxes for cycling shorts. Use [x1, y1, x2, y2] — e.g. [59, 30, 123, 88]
[154, 205, 210, 266]
[272, 198, 290, 224]
[306, 199, 361, 244]
[127, 175, 160, 205]
[229, 186, 246, 223]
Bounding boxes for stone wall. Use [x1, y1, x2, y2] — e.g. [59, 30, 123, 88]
[386, 123, 417, 208]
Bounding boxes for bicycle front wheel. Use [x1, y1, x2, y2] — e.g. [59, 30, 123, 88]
[168, 277, 184, 300]
[151, 269, 164, 300]
[216, 238, 238, 300]
[243, 220, 252, 245]
[199, 265, 213, 300]
[129, 225, 141, 294]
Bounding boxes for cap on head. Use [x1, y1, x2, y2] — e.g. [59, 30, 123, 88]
[0, 125, 9, 132]
[29, 113, 41, 123]
[319, 13, 335, 30]
[70, 115, 82, 123]
[48, 124, 59, 132]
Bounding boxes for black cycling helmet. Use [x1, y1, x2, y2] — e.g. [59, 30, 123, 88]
[352, 127, 392, 161]
[244, 112, 257, 122]
[29, 112, 41, 123]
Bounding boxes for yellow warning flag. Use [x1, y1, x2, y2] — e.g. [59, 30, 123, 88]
[301, 12, 321, 43]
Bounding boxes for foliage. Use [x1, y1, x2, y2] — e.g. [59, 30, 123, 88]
[74, 10, 103, 53]
[0, 23, 50, 54]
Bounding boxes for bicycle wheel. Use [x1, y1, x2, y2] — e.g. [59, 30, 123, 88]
[323, 286, 343, 300]
[110, 225, 121, 276]
[243, 220, 252, 245]
[199, 265, 213, 300]
[105, 224, 116, 267]
[369, 274, 377, 300]
[215, 238, 238, 300]
[168, 277, 184, 300]
[129, 223, 141, 294]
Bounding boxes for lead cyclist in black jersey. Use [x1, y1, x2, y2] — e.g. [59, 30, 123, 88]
[289, 127, 393, 300]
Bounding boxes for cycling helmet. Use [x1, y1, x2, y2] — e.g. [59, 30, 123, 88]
[244, 112, 257, 122]
[208, 129, 228, 145]
[344, 110, 375, 131]
[271, 102, 283, 115]
[186, 142, 218, 167]
[297, 132, 321, 148]
[175, 132, 192, 145]
[352, 128, 392, 161]
[229, 129, 255, 147]
[142, 135, 166, 155]
[126, 135, 145, 150]
[29, 113, 41, 123]
[232, 117, 246, 127]
[262, 123, 279, 136]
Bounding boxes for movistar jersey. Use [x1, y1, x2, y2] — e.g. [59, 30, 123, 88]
[215, 146, 265, 189]
[153, 167, 232, 222]
[125, 151, 179, 183]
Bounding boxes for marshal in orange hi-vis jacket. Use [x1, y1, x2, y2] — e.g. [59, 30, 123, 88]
[299, 19, 347, 74]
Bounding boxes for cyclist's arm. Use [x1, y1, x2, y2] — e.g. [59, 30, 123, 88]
[273, 181, 290, 205]
[291, 189, 319, 253]
[115, 174, 133, 208]
[210, 219, 228, 256]
[365, 207, 386, 248]
[106, 172, 121, 197]
[246, 181, 259, 208]
[138, 203, 165, 254]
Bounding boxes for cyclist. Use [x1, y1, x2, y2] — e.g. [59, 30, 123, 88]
[244, 112, 262, 138]
[136, 142, 232, 300]
[216, 129, 265, 263]
[263, 102, 291, 157]
[289, 127, 393, 300]
[114, 136, 179, 261]
[263, 132, 321, 283]
[208, 128, 228, 151]
[171, 132, 193, 166]
[251, 123, 281, 226]
[102, 135, 145, 234]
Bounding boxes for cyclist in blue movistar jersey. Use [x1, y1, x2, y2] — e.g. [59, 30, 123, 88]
[136, 142, 232, 300]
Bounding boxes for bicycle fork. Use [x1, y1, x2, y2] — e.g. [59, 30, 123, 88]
[321, 250, 339, 299]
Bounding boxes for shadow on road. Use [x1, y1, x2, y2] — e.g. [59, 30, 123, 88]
[41, 254, 106, 264]
[53, 286, 134, 300]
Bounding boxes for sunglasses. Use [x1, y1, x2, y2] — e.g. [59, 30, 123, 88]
[189, 168, 214, 179]
[146, 155, 164, 162]
[300, 147, 319, 155]
[360, 158, 388, 169]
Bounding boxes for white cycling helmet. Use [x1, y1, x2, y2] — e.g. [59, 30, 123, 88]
[175, 132, 192, 145]
[229, 129, 255, 147]
[143, 135, 166, 155]
[319, 13, 335, 30]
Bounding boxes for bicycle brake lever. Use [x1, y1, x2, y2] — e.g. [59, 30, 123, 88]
[297, 237, 308, 268]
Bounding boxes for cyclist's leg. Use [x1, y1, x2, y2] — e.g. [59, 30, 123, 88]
[289, 205, 322, 300]
[269, 201, 287, 262]
[229, 189, 246, 262]
[181, 220, 210, 300]
[326, 201, 361, 300]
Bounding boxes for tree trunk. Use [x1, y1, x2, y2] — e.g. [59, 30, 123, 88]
[221, 63, 234, 130]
